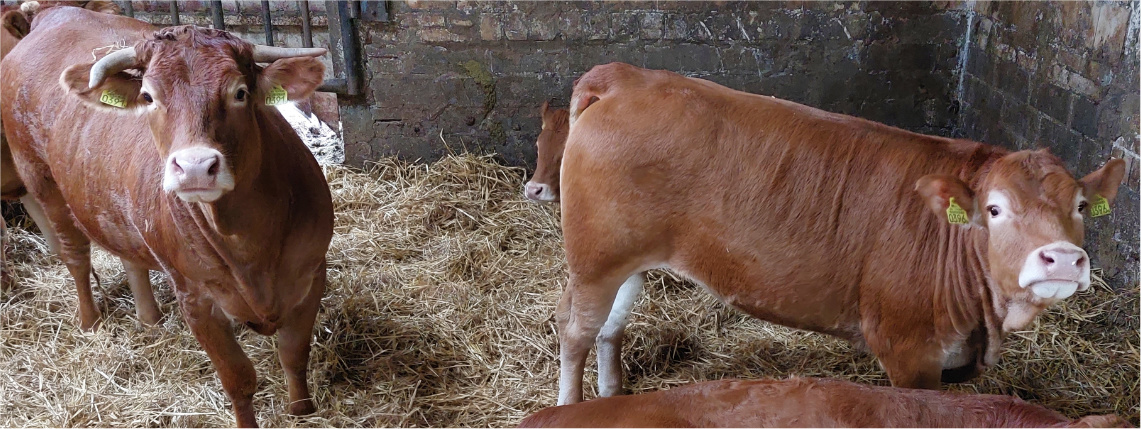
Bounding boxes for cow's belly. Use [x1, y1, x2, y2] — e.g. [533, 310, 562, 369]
[667, 262, 863, 343]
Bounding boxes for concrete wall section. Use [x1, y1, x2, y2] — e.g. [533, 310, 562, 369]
[343, 1, 967, 166]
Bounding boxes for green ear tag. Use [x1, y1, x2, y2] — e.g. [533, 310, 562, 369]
[1089, 194, 1111, 218]
[99, 90, 127, 108]
[946, 197, 970, 224]
[265, 84, 288, 106]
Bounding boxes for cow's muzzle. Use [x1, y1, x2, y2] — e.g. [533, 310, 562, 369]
[162, 147, 235, 203]
[524, 181, 558, 202]
[1017, 241, 1090, 300]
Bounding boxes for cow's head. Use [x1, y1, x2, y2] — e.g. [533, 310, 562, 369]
[916, 150, 1126, 311]
[60, 26, 325, 203]
[523, 101, 569, 202]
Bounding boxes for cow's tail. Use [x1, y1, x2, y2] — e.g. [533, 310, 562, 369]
[569, 65, 623, 125]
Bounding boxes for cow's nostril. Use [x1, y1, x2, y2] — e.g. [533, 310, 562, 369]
[206, 157, 219, 176]
[1076, 256, 1086, 266]
[170, 158, 185, 175]
[1041, 251, 1055, 265]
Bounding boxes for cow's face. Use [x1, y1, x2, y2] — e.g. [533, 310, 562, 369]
[917, 150, 1126, 307]
[60, 26, 325, 203]
[524, 101, 569, 202]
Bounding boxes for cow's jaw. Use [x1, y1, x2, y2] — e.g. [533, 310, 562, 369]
[162, 147, 235, 203]
[1017, 241, 1090, 301]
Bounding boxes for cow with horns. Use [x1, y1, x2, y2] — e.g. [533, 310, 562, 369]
[1, 6, 333, 427]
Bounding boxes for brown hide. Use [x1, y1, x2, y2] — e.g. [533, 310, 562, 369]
[553, 62, 1126, 403]
[1, 7, 332, 427]
[520, 378, 1130, 428]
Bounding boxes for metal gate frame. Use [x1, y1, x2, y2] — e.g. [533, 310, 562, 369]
[117, 0, 383, 97]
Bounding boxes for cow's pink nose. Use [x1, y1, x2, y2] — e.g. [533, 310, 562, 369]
[525, 182, 547, 200]
[170, 151, 220, 181]
[1040, 247, 1085, 274]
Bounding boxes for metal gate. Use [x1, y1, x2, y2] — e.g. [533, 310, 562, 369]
[115, 0, 386, 97]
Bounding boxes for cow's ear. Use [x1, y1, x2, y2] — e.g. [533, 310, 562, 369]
[1080, 158, 1126, 206]
[59, 63, 146, 113]
[258, 57, 325, 103]
[915, 175, 979, 226]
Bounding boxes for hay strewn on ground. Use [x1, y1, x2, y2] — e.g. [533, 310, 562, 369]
[1, 154, 1137, 427]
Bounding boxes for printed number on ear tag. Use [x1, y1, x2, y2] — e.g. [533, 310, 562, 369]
[265, 84, 288, 106]
[1089, 194, 1111, 218]
[99, 90, 127, 108]
[946, 197, 970, 224]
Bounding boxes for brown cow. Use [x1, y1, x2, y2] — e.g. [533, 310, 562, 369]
[2, 7, 333, 427]
[0, 1, 161, 325]
[523, 100, 569, 202]
[553, 62, 1127, 404]
[521, 377, 1130, 428]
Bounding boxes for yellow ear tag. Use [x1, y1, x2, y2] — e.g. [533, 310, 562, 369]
[946, 197, 970, 224]
[265, 84, 288, 106]
[1089, 194, 1111, 218]
[99, 90, 127, 108]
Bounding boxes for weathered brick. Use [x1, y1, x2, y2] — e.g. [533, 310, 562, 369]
[478, 13, 502, 40]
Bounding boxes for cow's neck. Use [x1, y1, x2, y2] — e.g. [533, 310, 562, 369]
[933, 223, 1004, 368]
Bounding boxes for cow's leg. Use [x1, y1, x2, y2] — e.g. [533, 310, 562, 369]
[12, 162, 98, 329]
[32, 188, 97, 329]
[276, 265, 324, 416]
[556, 271, 630, 405]
[180, 288, 258, 427]
[122, 260, 161, 325]
[867, 332, 942, 389]
[20, 194, 59, 255]
[595, 272, 644, 397]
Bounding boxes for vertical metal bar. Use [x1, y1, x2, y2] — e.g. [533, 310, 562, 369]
[350, 0, 360, 19]
[210, 0, 225, 30]
[261, 0, 273, 46]
[123, 0, 133, 18]
[170, 0, 180, 25]
[335, 0, 360, 96]
[299, 0, 313, 48]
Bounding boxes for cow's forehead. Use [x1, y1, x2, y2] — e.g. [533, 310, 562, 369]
[985, 151, 1081, 210]
[139, 27, 252, 85]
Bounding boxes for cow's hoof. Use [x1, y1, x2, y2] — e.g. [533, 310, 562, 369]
[138, 309, 163, 326]
[288, 399, 316, 416]
[78, 311, 102, 331]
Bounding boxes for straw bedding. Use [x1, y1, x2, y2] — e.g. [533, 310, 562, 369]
[1, 154, 1137, 427]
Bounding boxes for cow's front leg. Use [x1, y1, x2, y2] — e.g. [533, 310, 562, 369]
[866, 333, 942, 390]
[276, 264, 325, 416]
[179, 285, 258, 427]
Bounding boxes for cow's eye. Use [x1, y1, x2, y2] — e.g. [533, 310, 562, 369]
[141, 92, 153, 103]
[987, 205, 1001, 217]
[1078, 201, 1088, 212]
[235, 88, 247, 102]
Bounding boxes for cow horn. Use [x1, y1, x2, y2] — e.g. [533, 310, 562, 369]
[88, 46, 138, 89]
[251, 45, 327, 63]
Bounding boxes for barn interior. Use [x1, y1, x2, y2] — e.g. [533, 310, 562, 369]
[1, 1, 1137, 427]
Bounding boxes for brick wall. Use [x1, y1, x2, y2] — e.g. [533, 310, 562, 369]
[342, 1, 967, 166]
[956, 1, 1139, 298]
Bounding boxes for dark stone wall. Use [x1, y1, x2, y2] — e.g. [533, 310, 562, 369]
[342, 1, 967, 166]
[957, 1, 1139, 295]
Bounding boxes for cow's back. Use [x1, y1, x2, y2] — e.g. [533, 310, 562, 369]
[562, 65, 998, 337]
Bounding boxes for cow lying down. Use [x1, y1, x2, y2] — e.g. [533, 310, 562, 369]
[520, 377, 1130, 428]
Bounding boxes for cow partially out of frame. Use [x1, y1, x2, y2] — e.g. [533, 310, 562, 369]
[2, 7, 334, 427]
[553, 62, 1126, 404]
[521, 377, 1130, 428]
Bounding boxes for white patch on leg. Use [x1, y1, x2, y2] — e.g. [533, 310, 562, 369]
[596, 273, 645, 397]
